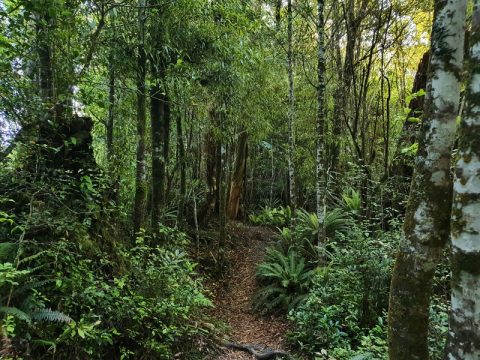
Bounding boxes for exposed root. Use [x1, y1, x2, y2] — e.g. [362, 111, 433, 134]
[225, 341, 290, 359]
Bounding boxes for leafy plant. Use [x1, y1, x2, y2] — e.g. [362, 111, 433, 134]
[342, 189, 361, 214]
[254, 248, 313, 314]
[289, 225, 400, 357]
[249, 206, 292, 227]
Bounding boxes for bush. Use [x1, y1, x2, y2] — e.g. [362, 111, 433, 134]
[288, 225, 399, 357]
[253, 248, 313, 314]
[1, 227, 212, 360]
[275, 208, 351, 264]
[249, 206, 292, 227]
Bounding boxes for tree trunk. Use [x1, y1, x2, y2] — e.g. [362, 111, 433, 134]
[176, 110, 186, 224]
[388, 1, 467, 359]
[227, 130, 248, 219]
[133, 0, 147, 234]
[445, 3, 480, 357]
[151, 85, 166, 226]
[315, 0, 326, 248]
[287, 0, 296, 212]
[106, 13, 115, 161]
[218, 141, 227, 266]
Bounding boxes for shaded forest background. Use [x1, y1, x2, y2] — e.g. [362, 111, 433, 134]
[0, 0, 477, 359]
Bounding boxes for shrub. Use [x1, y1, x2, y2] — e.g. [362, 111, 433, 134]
[249, 206, 292, 227]
[0, 227, 212, 360]
[253, 248, 313, 314]
[275, 208, 351, 264]
[288, 225, 399, 357]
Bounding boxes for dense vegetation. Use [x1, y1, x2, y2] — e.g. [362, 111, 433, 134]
[0, 0, 478, 359]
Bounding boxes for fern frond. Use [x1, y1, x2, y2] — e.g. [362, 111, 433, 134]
[0, 306, 32, 324]
[31, 309, 72, 323]
[18, 250, 50, 265]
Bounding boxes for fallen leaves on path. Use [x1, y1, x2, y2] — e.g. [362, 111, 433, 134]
[211, 224, 290, 359]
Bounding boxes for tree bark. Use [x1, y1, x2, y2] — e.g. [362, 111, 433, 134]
[445, 2, 480, 357]
[151, 85, 166, 226]
[388, 1, 467, 359]
[176, 110, 186, 224]
[315, 0, 326, 248]
[287, 0, 296, 211]
[106, 11, 116, 161]
[227, 130, 248, 219]
[133, 0, 147, 234]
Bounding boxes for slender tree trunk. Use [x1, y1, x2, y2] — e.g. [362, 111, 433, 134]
[133, 0, 147, 233]
[202, 128, 217, 221]
[388, 1, 467, 359]
[151, 84, 166, 225]
[227, 130, 248, 219]
[287, 0, 296, 211]
[218, 141, 227, 266]
[445, 3, 480, 357]
[106, 16, 115, 161]
[315, 0, 326, 247]
[163, 93, 171, 203]
[329, 8, 343, 181]
[176, 110, 186, 224]
[275, 0, 282, 30]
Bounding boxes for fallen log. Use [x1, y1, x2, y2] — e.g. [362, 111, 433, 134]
[225, 342, 290, 359]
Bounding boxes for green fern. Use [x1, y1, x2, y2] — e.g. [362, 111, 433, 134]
[0, 306, 71, 324]
[31, 309, 72, 323]
[0, 306, 32, 324]
[254, 249, 313, 314]
[342, 189, 361, 214]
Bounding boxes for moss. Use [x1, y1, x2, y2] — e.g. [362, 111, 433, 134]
[451, 250, 480, 276]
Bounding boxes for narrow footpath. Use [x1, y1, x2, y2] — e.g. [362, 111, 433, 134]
[212, 224, 290, 359]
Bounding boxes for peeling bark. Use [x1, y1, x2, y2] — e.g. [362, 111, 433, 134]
[388, 1, 467, 359]
[445, 2, 480, 358]
[227, 131, 248, 219]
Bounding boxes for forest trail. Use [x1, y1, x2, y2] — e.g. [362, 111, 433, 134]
[212, 224, 290, 359]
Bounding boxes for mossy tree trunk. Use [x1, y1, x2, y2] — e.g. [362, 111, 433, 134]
[287, 0, 296, 212]
[445, 2, 480, 357]
[133, 0, 147, 234]
[315, 0, 326, 248]
[388, 1, 467, 359]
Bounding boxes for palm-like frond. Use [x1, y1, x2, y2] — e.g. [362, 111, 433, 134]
[254, 249, 313, 314]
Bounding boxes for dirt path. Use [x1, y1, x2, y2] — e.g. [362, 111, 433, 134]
[212, 224, 290, 359]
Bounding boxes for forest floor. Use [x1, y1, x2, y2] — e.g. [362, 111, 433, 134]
[209, 223, 290, 359]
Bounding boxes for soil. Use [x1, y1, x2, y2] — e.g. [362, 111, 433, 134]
[210, 223, 290, 359]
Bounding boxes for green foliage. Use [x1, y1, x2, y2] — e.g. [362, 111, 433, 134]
[50, 232, 212, 359]
[341, 189, 361, 214]
[249, 205, 292, 227]
[254, 248, 313, 314]
[296, 208, 352, 242]
[273, 207, 351, 264]
[288, 225, 399, 357]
